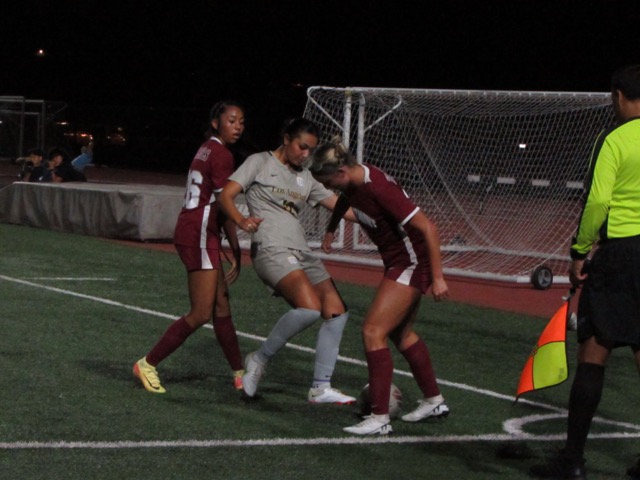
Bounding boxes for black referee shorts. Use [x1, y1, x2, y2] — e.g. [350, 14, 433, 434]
[577, 235, 640, 348]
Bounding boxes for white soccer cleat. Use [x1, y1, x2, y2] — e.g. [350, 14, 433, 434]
[242, 352, 266, 398]
[401, 398, 450, 423]
[343, 414, 393, 435]
[308, 386, 356, 404]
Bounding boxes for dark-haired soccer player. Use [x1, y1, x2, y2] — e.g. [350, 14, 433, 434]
[218, 118, 356, 404]
[531, 65, 640, 479]
[133, 101, 245, 393]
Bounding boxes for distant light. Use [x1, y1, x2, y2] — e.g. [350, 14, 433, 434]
[36, 49, 46, 57]
[518, 143, 527, 149]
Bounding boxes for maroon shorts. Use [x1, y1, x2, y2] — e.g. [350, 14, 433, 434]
[175, 245, 221, 272]
[384, 261, 432, 294]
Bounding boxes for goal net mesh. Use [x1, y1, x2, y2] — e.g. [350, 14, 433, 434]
[299, 87, 615, 284]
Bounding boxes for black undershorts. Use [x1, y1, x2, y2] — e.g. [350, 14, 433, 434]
[577, 235, 640, 348]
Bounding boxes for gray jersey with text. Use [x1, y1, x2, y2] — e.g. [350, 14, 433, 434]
[229, 151, 332, 251]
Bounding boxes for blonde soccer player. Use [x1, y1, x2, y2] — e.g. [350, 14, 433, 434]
[309, 139, 450, 435]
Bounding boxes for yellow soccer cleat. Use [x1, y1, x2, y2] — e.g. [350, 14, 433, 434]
[133, 357, 166, 394]
[233, 369, 245, 390]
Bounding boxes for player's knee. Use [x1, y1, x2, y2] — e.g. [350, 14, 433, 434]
[319, 292, 347, 319]
[185, 312, 212, 328]
[362, 323, 387, 345]
[392, 331, 419, 351]
[298, 298, 322, 312]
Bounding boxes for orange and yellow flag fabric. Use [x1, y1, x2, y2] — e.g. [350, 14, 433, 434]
[516, 295, 571, 399]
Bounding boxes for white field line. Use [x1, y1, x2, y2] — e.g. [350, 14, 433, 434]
[4, 432, 640, 450]
[2, 273, 640, 450]
[29, 277, 116, 281]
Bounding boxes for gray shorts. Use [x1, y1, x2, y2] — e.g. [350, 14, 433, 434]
[252, 245, 330, 294]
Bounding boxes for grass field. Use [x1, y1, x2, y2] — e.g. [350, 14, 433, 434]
[1, 223, 640, 479]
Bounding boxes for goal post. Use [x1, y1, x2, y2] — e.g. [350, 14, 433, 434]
[0, 96, 68, 162]
[300, 86, 615, 287]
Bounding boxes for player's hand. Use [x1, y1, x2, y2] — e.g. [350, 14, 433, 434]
[569, 259, 588, 288]
[224, 259, 240, 285]
[431, 278, 449, 302]
[321, 232, 335, 253]
[239, 217, 263, 233]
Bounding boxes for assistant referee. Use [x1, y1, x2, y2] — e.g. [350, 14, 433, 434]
[531, 65, 640, 479]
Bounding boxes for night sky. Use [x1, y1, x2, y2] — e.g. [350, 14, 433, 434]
[3, 0, 640, 166]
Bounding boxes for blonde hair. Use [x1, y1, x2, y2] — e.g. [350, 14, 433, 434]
[309, 136, 355, 176]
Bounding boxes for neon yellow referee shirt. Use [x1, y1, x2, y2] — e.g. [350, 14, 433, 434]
[571, 117, 640, 259]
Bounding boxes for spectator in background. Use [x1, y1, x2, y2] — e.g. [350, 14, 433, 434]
[48, 148, 87, 182]
[19, 148, 49, 182]
[71, 142, 94, 173]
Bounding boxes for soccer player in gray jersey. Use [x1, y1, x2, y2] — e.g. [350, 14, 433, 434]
[218, 118, 356, 404]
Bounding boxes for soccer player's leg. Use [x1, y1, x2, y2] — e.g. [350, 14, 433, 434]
[242, 251, 320, 397]
[390, 298, 449, 422]
[242, 269, 321, 397]
[344, 279, 411, 434]
[213, 268, 244, 389]
[308, 276, 355, 404]
[133, 251, 217, 394]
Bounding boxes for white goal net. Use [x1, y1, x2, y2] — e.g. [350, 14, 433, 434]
[299, 86, 615, 286]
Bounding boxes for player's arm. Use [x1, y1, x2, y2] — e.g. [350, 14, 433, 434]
[318, 192, 356, 221]
[318, 193, 353, 253]
[217, 203, 241, 284]
[408, 210, 449, 302]
[218, 180, 263, 233]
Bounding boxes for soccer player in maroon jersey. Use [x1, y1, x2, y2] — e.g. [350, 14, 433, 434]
[310, 139, 450, 435]
[133, 100, 246, 393]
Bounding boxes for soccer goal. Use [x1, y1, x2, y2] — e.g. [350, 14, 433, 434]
[300, 86, 615, 287]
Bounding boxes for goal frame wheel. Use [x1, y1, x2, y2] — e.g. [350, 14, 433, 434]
[531, 265, 553, 290]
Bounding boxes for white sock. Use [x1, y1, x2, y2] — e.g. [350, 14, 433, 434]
[312, 311, 349, 385]
[371, 413, 390, 423]
[311, 381, 330, 391]
[258, 308, 320, 361]
[425, 394, 444, 404]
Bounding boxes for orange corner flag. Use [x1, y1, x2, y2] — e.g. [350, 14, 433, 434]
[516, 292, 573, 400]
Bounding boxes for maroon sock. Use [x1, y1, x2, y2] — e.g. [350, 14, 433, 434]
[213, 316, 243, 371]
[146, 317, 195, 366]
[401, 338, 440, 398]
[366, 348, 394, 415]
